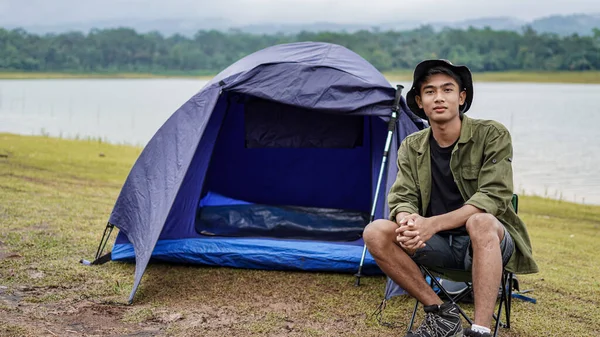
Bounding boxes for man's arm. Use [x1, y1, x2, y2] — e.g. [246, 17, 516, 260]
[388, 140, 420, 221]
[464, 126, 514, 216]
[428, 204, 484, 232]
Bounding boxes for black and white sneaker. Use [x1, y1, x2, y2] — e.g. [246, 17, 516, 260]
[405, 302, 463, 337]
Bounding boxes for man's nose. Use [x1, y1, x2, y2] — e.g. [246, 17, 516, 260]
[434, 92, 445, 103]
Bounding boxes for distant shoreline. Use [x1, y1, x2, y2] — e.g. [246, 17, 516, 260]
[0, 72, 215, 80]
[385, 70, 600, 84]
[1, 70, 600, 84]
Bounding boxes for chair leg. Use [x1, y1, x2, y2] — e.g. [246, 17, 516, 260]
[408, 299, 419, 332]
[492, 272, 507, 337]
[506, 273, 513, 329]
[414, 265, 514, 335]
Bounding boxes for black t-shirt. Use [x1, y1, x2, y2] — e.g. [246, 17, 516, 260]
[426, 133, 467, 235]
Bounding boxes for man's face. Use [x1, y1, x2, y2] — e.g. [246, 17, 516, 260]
[415, 73, 466, 124]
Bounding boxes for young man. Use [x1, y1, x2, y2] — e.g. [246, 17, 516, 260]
[363, 60, 538, 337]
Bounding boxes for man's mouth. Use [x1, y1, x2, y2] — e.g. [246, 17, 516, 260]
[433, 106, 446, 112]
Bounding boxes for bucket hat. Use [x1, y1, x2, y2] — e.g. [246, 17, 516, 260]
[406, 59, 473, 120]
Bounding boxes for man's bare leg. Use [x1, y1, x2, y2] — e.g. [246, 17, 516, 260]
[465, 213, 506, 328]
[363, 219, 442, 306]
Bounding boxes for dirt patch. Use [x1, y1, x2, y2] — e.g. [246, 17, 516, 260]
[58, 302, 161, 336]
[0, 286, 22, 308]
[2, 288, 363, 337]
[1, 292, 165, 337]
[0, 240, 22, 261]
[0, 290, 280, 337]
[267, 301, 305, 314]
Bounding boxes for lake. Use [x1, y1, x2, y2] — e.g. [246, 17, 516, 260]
[1, 79, 599, 205]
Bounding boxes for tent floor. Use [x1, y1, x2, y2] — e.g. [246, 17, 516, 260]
[111, 237, 381, 274]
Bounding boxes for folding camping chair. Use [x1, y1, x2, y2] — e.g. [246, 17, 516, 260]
[407, 194, 520, 337]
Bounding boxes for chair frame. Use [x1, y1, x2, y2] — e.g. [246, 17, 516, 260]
[408, 267, 514, 336]
[407, 195, 519, 337]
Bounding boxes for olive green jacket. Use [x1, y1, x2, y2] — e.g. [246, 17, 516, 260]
[388, 115, 538, 274]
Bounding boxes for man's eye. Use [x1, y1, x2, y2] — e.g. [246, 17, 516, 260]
[445, 88, 453, 92]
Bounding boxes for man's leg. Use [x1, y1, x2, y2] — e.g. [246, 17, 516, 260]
[363, 219, 442, 306]
[464, 213, 506, 329]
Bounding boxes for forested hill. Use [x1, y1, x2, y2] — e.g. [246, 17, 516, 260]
[1, 25, 599, 74]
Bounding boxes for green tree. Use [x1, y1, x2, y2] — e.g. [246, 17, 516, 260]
[0, 25, 598, 73]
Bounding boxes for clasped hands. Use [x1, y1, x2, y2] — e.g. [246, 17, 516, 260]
[395, 213, 436, 255]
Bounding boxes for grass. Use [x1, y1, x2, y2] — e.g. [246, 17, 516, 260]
[2, 70, 600, 84]
[1, 132, 599, 336]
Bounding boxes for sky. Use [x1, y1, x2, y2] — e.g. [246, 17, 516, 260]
[1, 0, 599, 26]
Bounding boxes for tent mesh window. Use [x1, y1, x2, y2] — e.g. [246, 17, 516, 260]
[244, 96, 364, 148]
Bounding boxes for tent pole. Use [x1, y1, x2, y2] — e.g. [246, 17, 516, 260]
[94, 222, 115, 260]
[355, 84, 403, 286]
[80, 222, 114, 266]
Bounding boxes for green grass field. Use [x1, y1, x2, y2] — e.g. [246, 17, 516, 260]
[2, 70, 600, 84]
[1, 133, 599, 336]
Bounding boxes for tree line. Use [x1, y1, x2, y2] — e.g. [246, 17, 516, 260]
[1, 26, 599, 73]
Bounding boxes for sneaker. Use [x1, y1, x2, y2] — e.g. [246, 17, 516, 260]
[405, 302, 463, 337]
[463, 328, 491, 337]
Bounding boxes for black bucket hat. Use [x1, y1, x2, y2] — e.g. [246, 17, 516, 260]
[406, 59, 473, 120]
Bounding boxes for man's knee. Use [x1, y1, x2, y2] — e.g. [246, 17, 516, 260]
[465, 213, 503, 241]
[363, 219, 397, 248]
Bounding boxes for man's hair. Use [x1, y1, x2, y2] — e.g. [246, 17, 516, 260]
[416, 66, 463, 95]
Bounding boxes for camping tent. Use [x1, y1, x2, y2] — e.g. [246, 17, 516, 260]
[93, 42, 425, 303]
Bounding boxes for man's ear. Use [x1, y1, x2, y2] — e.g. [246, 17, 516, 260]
[415, 95, 423, 109]
[459, 90, 466, 105]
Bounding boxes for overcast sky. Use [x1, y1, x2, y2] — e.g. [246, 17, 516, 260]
[1, 0, 599, 26]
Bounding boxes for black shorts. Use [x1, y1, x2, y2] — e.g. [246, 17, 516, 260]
[411, 227, 515, 271]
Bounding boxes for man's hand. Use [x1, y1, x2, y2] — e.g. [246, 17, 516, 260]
[395, 213, 439, 255]
[398, 214, 437, 243]
[395, 212, 411, 226]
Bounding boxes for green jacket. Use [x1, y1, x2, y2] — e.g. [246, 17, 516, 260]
[388, 115, 538, 274]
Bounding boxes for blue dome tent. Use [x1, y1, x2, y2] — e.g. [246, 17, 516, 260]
[88, 42, 425, 303]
